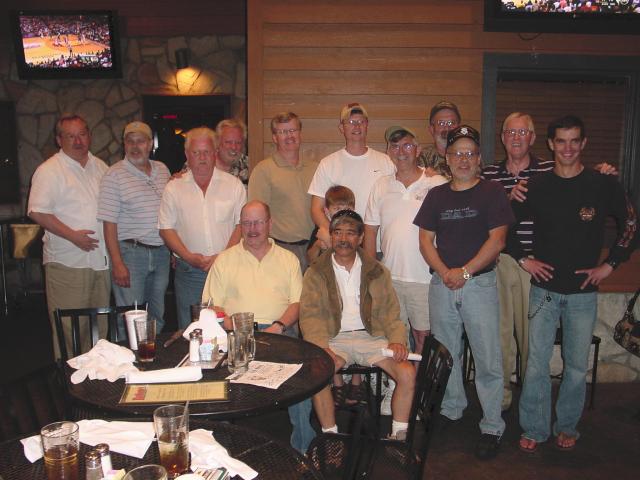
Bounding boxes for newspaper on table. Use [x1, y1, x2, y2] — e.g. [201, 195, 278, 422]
[226, 361, 302, 389]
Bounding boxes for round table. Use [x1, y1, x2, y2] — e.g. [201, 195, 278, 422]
[0, 420, 322, 480]
[66, 332, 334, 419]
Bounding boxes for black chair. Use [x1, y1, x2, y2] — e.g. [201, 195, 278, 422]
[336, 364, 383, 418]
[307, 337, 453, 480]
[0, 363, 68, 441]
[54, 304, 143, 361]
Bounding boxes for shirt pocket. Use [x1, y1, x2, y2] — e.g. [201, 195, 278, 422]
[213, 200, 234, 223]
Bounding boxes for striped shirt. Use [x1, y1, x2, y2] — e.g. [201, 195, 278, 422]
[97, 159, 171, 245]
[481, 156, 554, 255]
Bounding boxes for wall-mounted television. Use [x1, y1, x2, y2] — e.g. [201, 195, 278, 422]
[10, 10, 122, 80]
[484, 1, 640, 35]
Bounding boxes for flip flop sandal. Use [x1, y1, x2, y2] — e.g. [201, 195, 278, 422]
[332, 384, 348, 408]
[519, 436, 539, 454]
[555, 432, 577, 451]
[346, 382, 366, 404]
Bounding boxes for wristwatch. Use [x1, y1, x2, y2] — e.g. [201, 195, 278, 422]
[462, 266, 472, 280]
[606, 259, 619, 270]
[518, 257, 528, 267]
[272, 320, 287, 333]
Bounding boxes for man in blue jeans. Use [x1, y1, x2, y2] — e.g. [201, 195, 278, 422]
[98, 121, 171, 335]
[414, 125, 514, 460]
[510, 115, 637, 453]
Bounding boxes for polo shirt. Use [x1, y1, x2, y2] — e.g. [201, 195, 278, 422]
[365, 170, 448, 283]
[332, 253, 365, 332]
[158, 168, 246, 256]
[308, 147, 395, 218]
[481, 156, 554, 255]
[28, 150, 109, 270]
[97, 158, 170, 245]
[202, 239, 302, 325]
[248, 152, 318, 242]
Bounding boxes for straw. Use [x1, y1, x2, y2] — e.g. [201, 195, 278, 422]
[207, 298, 212, 307]
[134, 300, 138, 310]
[182, 400, 190, 429]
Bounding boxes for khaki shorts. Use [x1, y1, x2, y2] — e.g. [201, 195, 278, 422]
[329, 330, 388, 366]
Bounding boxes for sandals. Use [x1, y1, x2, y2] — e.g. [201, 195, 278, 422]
[347, 382, 367, 404]
[332, 384, 348, 408]
[555, 432, 577, 451]
[519, 436, 539, 454]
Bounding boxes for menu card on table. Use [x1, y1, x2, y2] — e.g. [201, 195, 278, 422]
[119, 380, 228, 404]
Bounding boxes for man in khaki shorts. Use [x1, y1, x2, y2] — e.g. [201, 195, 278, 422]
[300, 210, 415, 440]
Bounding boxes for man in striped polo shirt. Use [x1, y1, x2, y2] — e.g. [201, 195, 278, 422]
[482, 112, 617, 412]
[98, 121, 171, 334]
[481, 112, 554, 412]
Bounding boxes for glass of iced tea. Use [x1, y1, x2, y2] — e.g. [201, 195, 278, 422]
[135, 317, 157, 362]
[123, 464, 168, 480]
[153, 404, 189, 479]
[40, 421, 79, 480]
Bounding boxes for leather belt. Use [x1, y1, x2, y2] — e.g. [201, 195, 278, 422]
[273, 238, 308, 246]
[429, 267, 495, 277]
[122, 239, 163, 249]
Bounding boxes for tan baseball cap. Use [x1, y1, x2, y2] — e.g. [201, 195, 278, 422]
[340, 103, 368, 122]
[124, 121, 152, 140]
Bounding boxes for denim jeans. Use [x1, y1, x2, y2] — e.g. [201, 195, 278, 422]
[174, 257, 208, 330]
[258, 323, 316, 453]
[429, 271, 505, 436]
[519, 286, 597, 442]
[112, 242, 170, 336]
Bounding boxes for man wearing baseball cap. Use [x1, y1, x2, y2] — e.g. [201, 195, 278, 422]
[98, 121, 172, 335]
[414, 125, 514, 460]
[417, 100, 462, 179]
[308, 103, 395, 249]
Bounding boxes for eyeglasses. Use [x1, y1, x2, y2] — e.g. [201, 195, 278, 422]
[434, 119, 457, 128]
[240, 219, 268, 228]
[446, 151, 479, 161]
[344, 119, 367, 126]
[189, 150, 214, 158]
[389, 143, 417, 152]
[274, 128, 299, 136]
[503, 128, 531, 137]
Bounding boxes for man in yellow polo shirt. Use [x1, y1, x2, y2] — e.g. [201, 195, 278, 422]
[201, 200, 313, 452]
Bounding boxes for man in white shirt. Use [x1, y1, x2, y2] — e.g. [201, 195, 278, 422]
[300, 211, 415, 440]
[98, 121, 171, 335]
[158, 127, 245, 329]
[364, 126, 448, 355]
[308, 103, 395, 247]
[28, 113, 110, 359]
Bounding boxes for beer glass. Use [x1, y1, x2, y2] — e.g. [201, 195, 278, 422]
[40, 421, 79, 480]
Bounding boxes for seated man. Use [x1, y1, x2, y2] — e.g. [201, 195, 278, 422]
[300, 210, 415, 439]
[201, 200, 314, 453]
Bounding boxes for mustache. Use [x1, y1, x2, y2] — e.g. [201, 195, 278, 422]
[335, 241, 354, 249]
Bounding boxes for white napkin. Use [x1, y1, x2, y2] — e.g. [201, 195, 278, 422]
[20, 420, 156, 462]
[381, 348, 422, 361]
[67, 339, 139, 384]
[183, 309, 228, 352]
[125, 366, 202, 384]
[189, 429, 258, 480]
[20, 435, 43, 463]
[78, 419, 155, 459]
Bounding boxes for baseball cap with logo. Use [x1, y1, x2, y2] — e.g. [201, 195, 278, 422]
[124, 121, 152, 140]
[340, 103, 369, 123]
[446, 125, 480, 147]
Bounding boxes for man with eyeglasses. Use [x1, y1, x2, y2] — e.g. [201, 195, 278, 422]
[308, 103, 395, 248]
[98, 121, 171, 337]
[215, 119, 249, 185]
[301, 210, 415, 441]
[28, 113, 111, 359]
[158, 127, 245, 329]
[201, 200, 315, 453]
[364, 126, 447, 357]
[417, 100, 462, 179]
[513, 115, 637, 453]
[414, 125, 514, 460]
[248, 112, 318, 271]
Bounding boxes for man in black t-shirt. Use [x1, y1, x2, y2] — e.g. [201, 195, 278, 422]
[513, 115, 637, 453]
[414, 125, 514, 460]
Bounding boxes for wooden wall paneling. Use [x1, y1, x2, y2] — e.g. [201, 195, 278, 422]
[247, 0, 264, 170]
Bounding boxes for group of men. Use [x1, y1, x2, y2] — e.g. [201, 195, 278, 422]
[28, 99, 636, 459]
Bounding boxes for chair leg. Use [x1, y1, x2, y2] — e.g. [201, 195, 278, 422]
[589, 338, 600, 409]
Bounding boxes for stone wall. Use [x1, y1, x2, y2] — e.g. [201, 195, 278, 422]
[0, 34, 246, 219]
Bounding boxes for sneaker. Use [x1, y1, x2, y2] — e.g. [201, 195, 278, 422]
[380, 379, 395, 416]
[475, 433, 501, 460]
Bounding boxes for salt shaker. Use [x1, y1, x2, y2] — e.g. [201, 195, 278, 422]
[189, 330, 201, 362]
[85, 449, 103, 480]
[94, 443, 112, 477]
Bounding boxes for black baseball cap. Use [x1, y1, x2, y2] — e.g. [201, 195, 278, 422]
[446, 125, 480, 147]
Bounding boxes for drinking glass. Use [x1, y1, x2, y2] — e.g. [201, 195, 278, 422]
[125, 309, 147, 350]
[153, 405, 189, 479]
[134, 317, 157, 362]
[123, 465, 168, 480]
[40, 421, 79, 480]
[190, 302, 212, 323]
[232, 312, 256, 361]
